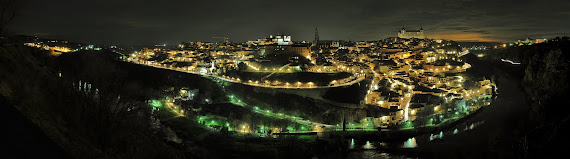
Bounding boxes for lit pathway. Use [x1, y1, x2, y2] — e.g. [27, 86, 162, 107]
[228, 95, 337, 132]
[128, 58, 365, 89]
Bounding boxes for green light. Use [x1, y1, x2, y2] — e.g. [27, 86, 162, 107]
[404, 121, 413, 128]
[254, 107, 259, 110]
[149, 100, 162, 107]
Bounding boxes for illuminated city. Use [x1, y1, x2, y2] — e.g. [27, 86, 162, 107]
[1, 0, 569, 158]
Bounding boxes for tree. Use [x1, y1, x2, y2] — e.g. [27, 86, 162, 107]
[237, 62, 247, 72]
[0, 0, 17, 36]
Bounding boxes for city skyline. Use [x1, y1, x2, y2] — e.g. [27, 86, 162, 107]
[9, 0, 570, 45]
[2, 0, 570, 158]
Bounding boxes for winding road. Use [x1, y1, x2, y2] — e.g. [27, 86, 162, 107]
[128, 58, 366, 89]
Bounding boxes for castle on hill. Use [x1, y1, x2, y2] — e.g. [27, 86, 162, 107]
[398, 27, 425, 39]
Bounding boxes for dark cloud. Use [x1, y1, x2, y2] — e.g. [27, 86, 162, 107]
[444, 27, 471, 31]
[9, 0, 570, 44]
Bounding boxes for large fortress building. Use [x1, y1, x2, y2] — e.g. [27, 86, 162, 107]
[398, 27, 425, 39]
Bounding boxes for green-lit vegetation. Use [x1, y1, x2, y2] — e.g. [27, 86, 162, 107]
[149, 99, 162, 108]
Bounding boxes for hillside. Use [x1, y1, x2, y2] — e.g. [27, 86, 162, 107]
[0, 45, 192, 158]
[483, 37, 570, 158]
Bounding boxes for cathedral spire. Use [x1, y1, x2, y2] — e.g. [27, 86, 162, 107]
[314, 27, 319, 43]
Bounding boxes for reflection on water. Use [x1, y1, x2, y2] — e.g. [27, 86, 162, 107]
[463, 121, 484, 131]
[363, 141, 375, 149]
[402, 137, 417, 148]
[427, 121, 486, 142]
[348, 151, 394, 159]
[346, 119, 487, 158]
[346, 150, 413, 159]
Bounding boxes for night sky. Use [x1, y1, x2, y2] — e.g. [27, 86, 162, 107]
[9, 0, 570, 45]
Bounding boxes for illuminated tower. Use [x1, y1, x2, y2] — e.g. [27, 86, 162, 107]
[313, 27, 319, 46]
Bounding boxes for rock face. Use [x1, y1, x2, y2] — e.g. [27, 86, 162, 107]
[516, 37, 570, 158]
[523, 47, 569, 122]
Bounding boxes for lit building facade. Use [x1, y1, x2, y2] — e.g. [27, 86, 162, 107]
[398, 27, 424, 39]
[258, 34, 292, 45]
[516, 37, 547, 45]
